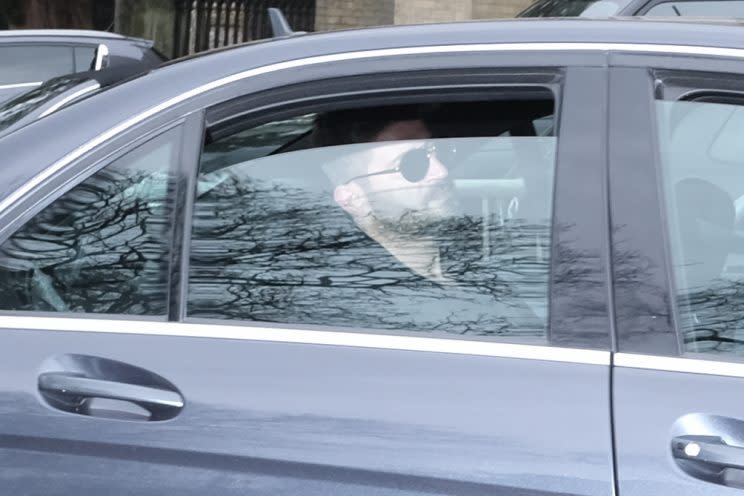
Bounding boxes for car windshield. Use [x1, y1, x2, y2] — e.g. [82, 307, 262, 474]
[0, 73, 96, 135]
[518, 0, 631, 16]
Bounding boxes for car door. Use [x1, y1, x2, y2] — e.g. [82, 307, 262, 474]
[0, 49, 613, 495]
[610, 54, 744, 495]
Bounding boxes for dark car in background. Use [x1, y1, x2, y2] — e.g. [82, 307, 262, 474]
[3, 15, 744, 496]
[518, 0, 744, 17]
[0, 29, 165, 103]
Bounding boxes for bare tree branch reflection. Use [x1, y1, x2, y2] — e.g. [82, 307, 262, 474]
[0, 167, 174, 314]
[189, 174, 550, 337]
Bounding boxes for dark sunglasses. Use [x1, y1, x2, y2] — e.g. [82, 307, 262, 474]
[344, 142, 458, 185]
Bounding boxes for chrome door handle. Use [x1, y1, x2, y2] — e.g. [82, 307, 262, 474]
[39, 370, 184, 421]
[672, 435, 744, 471]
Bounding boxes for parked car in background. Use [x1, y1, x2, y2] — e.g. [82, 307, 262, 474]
[518, 0, 744, 17]
[0, 29, 165, 103]
[2, 14, 744, 496]
[0, 63, 151, 139]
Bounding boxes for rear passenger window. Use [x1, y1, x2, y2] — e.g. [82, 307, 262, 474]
[188, 93, 558, 340]
[656, 73, 744, 356]
[0, 45, 74, 85]
[74, 46, 96, 72]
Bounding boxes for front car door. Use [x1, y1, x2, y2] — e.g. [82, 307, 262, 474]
[610, 49, 744, 495]
[0, 47, 613, 495]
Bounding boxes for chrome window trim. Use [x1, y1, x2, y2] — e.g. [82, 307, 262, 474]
[615, 353, 744, 378]
[0, 315, 610, 365]
[3, 41, 744, 215]
[0, 82, 42, 90]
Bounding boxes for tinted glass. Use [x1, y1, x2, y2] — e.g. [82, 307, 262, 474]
[0, 126, 181, 315]
[657, 97, 744, 356]
[0, 45, 74, 85]
[646, 0, 744, 15]
[74, 46, 96, 72]
[189, 99, 557, 339]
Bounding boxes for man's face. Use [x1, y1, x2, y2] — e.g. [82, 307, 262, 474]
[358, 120, 457, 233]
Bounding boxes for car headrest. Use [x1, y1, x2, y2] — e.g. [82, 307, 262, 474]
[675, 177, 734, 288]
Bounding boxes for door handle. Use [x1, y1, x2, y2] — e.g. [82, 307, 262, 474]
[38, 355, 185, 421]
[672, 435, 744, 471]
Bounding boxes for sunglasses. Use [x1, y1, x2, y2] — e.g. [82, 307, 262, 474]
[344, 142, 458, 185]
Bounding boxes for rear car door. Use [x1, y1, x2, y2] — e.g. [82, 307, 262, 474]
[0, 48, 613, 495]
[610, 53, 744, 495]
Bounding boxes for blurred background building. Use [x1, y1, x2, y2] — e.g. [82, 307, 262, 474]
[0, 0, 531, 59]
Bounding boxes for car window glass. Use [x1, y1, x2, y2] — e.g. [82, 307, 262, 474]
[656, 94, 744, 357]
[0, 45, 75, 85]
[0, 126, 181, 315]
[189, 97, 557, 340]
[646, 0, 744, 15]
[579, 0, 626, 15]
[74, 46, 96, 72]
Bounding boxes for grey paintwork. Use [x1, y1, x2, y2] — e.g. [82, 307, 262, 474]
[3, 16, 744, 496]
[614, 366, 744, 495]
[0, 328, 612, 495]
[606, 56, 744, 494]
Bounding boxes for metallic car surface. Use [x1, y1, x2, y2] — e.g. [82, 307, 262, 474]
[1, 17, 744, 496]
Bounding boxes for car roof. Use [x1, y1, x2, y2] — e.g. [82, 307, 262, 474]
[2, 17, 744, 209]
[167, 17, 744, 70]
[294, 16, 744, 49]
[0, 29, 126, 39]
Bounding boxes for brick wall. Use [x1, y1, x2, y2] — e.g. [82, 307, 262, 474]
[394, 0, 472, 24]
[315, 0, 394, 31]
[473, 0, 533, 18]
[315, 0, 533, 31]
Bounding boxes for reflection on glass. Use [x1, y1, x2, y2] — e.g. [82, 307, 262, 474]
[189, 129, 556, 338]
[657, 99, 744, 355]
[0, 127, 180, 314]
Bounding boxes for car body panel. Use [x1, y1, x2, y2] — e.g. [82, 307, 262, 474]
[609, 54, 744, 495]
[0, 24, 616, 494]
[5, 17, 744, 495]
[0, 324, 612, 495]
[3, 17, 744, 212]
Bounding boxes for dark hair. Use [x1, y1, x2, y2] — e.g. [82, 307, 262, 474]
[313, 104, 436, 147]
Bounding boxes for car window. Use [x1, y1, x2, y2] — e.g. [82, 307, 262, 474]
[0, 126, 182, 315]
[0, 45, 75, 85]
[656, 85, 744, 357]
[188, 96, 557, 340]
[74, 46, 96, 72]
[646, 0, 744, 15]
